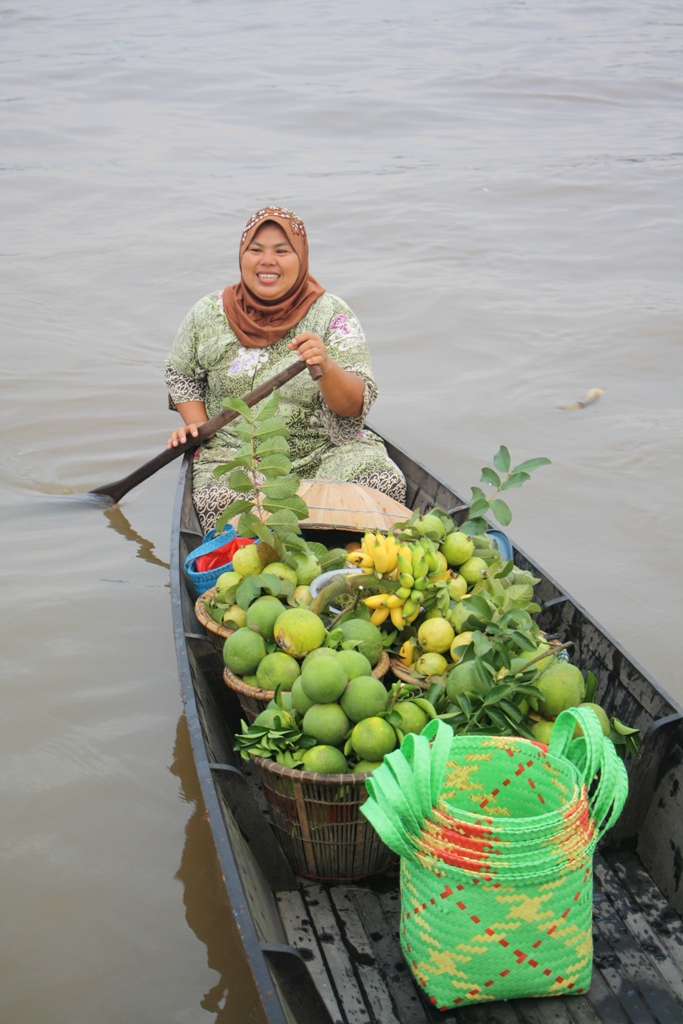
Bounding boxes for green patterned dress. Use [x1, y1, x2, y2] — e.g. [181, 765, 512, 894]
[165, 291, 406, 532]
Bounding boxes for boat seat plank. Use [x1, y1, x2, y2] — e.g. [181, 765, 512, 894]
[607, 854, 683, 974]
[330, 889, 402, 1024]
[302, 883, 373, 1024]
[277, 889, 344, 1024]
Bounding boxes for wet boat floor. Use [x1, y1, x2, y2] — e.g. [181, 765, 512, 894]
[273, 848, 683, 1024]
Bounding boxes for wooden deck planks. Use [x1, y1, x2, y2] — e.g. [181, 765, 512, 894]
[277, 889, 344, 1024]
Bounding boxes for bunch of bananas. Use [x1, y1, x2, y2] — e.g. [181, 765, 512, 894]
[346, 531, 401, 576]
[355, 536, 452, 629]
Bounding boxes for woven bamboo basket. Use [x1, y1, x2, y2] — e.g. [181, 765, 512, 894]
[251, 754, 397, 881]
[194, 587, 236, 651]
[224, 479, 412, 533]
[224, 651, 391, 724]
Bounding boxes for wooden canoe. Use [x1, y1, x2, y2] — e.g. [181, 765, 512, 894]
[170, 434, 683, 1024]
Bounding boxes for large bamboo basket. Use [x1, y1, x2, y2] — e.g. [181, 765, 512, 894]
[224, 651, 391, 724]
[224, 480, 412, 533]
[251, 754, 397, 881]
[194, 587, 235, 651]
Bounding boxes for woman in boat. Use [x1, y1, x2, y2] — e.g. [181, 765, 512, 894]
[165, 206, 406, 533]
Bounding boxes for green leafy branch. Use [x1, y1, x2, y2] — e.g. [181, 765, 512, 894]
[461, 446, 551, 536]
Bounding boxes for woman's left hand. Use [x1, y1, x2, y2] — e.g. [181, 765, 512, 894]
[288, 332, 331, 374]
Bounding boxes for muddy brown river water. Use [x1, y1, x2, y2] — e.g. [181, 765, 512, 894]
[1, 2, 681, 1021]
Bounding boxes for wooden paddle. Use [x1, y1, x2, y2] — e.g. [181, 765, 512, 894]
[89, 360, 322, 505]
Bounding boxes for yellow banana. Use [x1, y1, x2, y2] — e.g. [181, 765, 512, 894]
[347, 550, 374, 568]
[364, 594, 388, 609]
[406, 606, 421, 623]
[362, 532, 375, 559]
[373, 537, 391, 574]
[370, 606, 390, 626]
[429, 569, 452, 582]
[385, 594, 405, 608]
[390, 605, 406, 629]
[384, 534, 400, 572]
[399, 572, 415, 588]
[397, 555, 413, 577]
[395, 586, 412, 601]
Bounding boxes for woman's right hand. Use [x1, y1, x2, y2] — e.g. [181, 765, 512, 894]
[167, 421, 207, 449]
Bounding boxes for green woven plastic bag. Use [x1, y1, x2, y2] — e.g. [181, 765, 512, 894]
[361, 707, 628, 1009]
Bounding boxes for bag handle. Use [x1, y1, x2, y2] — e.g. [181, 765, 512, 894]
[183, 525, 237, 575]
[368, 755, 424, 836]
[363, 774, 419, 860]
[421, 719, 456, 807]
[399, 732, 435, 820]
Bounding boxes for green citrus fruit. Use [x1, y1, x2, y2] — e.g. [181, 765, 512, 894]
[446, 660, 488, 702]
[291, 552, 321, 586]
[215, 571, 243, 601]
[302, 703, 351, 747]
[274, 608, 326, 658]
[222, 604, 247, 628]
[417, 617, 455, 654]
[531, 720, 555, 744]
[231, 545, 264, 577]
[243, 674, 258, 687]
[459, 556, 488, 585]
[340, 676, 389, 722]
[515, 642, 555, 672]
[291, 676, 315, 715]
[302, 647, 338, 671]
[535, 662, 585, 719]
[246, 595, 286, 641]
[394, 701, 429, 736]
[301, 658, 349, 703]
[575, 703, 611, 737]
[253, 706, 295, 730]
[440, 532, 475, 566]
[339, 619, 384, 667]
[414, 652, 449, 677]
[301, 745, 348, 774]
[223, 627, 267, 676]
[267, 692, 294, 712]
[335, 649, 373, 679]
[292, 585, 313, 606]
[352, 760, 383, 774]
[351, 717, 397, 761]
[256, 652, 301, 691]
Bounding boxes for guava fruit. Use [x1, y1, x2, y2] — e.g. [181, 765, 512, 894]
[440, 532, 475, 567]
[231, 545, 263, 577]
[291, 552, 321, 586]
[263, 562, 298, 588]
[459, 556, 488, 585]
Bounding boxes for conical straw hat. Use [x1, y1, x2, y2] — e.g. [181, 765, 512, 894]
[295, 479, 412, 532]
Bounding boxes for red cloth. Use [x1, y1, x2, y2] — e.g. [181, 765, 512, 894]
[194, 536, 255, 573]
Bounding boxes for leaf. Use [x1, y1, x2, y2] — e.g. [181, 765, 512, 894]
[282, 533, 308, 554]
[480, 467, 501, 488]
[263, 495, 310, 520]
[222, 396, 253, 419]
[260, 475, 301, 500]
[484, 683, 514, 705]
[260, 573, 294, 597]
[474, 658, 493, 688]
[494, 559, 514, 580]
[237, 512, 261, 538]
[489, 499, 512, 527]
[473, 631, 492, 657]
[215, 453, 254, 474]
[584, 670, 598, 703]
[469, 498, 491, 517]
[500, 472, 531, 491]
[470, 486, 487, 503]
[460, 517, 489, 537]
[235, 575, 261, 610]
[498, 699, 524, 722]
[254, 417, 289, 439]
[215, 499, 255, 530]
[509, 630, 538, 652]
[457, 693, 473, 718]
[611, 717, 641, 738]
[486, 707, 509, 730]
[228, 469, 254, 492]
[233, 424, 253, 443]
[258, 453, 292, 477]
[256, 434, 290, 456]
[462, 594, 492, 619]
[257, 392, 280, 419]
[265, 509, 301, 534]
[511, 457, 551, 475]
[493, 446, 511, 475]
[324, 628, 343, 649]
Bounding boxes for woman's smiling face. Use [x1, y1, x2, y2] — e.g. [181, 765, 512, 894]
[240, 221, 300, 301]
